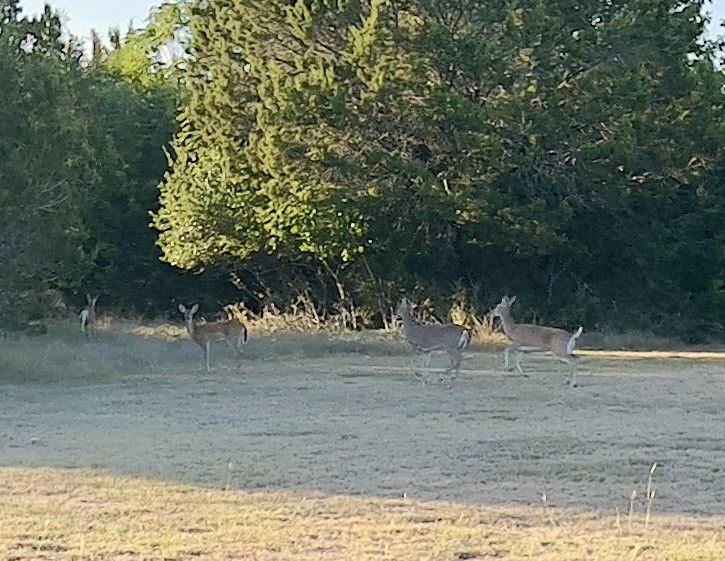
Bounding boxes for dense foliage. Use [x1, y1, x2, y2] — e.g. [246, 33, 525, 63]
[1, 0, 723, 339]
[155, 0, 725, 339]
[1, 3, 99, 326]
[0, 0, 228, 325]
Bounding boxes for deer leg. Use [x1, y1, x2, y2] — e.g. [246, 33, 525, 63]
[204, 342, 211, 372]
[553, 352, 578, 386]
[227, 340, 240, 368]
[447, 350, 462, 377]
[444, 355, 453, 376]
[565, 356, 579, 387]
[503, 348, 511, 369]
[403, 351, 422, 381]
[514, 350, 528, 376]
[227, 338, 242, 362]
[237, 341, 245, 368]
[405, 350, 416, 369]
[409, 352, 427, 383]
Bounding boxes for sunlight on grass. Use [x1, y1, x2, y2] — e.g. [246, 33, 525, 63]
[2, 322, 725, 561]
[0, 320, 410, 383]
[578, 349, 725, 360]
[1, 467, 723, 561]
[124, 318, 725, 357]
[1, 317, 724, 386]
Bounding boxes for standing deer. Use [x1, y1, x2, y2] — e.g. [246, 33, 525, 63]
[79, 294, 99, 337]
[490, 295, 583, 386]
[178, 303, 249, 372]
[395, 297, 471, 381]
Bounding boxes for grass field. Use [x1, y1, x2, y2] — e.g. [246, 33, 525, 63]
[1, 322, 725, 560]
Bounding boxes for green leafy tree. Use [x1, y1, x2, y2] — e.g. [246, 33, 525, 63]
[102, 1, 190, 89]
[155, 0, 725, 334]
[0, 3, 104, 326]
[154, 0, 382, 312]
[81, 1, 236, 316]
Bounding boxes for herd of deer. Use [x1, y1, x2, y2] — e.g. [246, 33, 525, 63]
[395, 295, 582, 386]
[70, 292, 582, 384]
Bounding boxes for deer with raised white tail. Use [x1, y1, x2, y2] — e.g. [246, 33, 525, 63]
[395, 297, 471, 381]
[178, 303, 249, 372]
[490, 295, 583, 386]
[79, 294, 99, 337]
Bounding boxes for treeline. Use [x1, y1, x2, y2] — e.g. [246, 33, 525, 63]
[2, 1, 724, 341]
[0, 1, 236, 328]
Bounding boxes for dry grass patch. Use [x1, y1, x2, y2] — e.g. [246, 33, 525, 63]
[3, 325, 725, 561]
[1, 467, 723, 561]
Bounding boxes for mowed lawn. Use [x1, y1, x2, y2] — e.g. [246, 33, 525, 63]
[1, 324, 725, 560]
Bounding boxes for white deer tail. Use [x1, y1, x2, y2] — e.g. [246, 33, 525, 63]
[457, 329, 471, 351]
[566, 326, 583, 355]
[79, 309, 89, 334]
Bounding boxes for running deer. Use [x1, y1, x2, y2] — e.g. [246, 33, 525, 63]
[395, 297, 471, 380]
[79, 294, 99, 337]
[490, 295, 583, 386]
[178, 303, 249, 372]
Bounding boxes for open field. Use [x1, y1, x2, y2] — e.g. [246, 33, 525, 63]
[2, 323, 725, 559]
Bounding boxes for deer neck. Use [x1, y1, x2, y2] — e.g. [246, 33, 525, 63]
[400, 307, 416, 331]
[497, 308, 518, 337]
[185, 317, 196, 338]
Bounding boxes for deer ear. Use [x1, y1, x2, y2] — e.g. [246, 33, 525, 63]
[86, 293, 92, 303]
[178, 304, 186, 313]
[191, 303, 199, 314]
[509, 295, 517, 305]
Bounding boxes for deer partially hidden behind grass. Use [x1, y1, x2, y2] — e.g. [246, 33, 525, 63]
[490, 295, 583, 386]
[395, 297, 471, 381]
[178, 303, 249, 372]
[79, 294, 99, 337]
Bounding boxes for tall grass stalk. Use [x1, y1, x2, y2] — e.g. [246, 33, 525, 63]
[645, 462, 658, 526]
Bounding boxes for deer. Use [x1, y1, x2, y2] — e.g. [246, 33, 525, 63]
[395, 297, 471, 381]
[178, 303, 249, 372]
[79, 294, 99, 337]
[490, 295, 583, 386]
